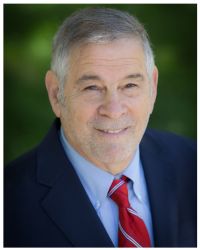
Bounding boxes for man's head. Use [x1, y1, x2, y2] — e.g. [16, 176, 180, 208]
[45, 7, 158, 174]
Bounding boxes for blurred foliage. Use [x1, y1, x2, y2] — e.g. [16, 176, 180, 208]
[4, 4, 197, 164]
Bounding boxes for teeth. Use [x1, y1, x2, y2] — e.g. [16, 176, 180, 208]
[102, 129, 124, 134]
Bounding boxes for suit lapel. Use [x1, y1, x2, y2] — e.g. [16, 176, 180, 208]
[140, 131, 178, 247]
[36, 120, 114, 247]
[41, 168, 113, 247]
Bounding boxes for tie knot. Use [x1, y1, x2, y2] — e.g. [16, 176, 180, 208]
[108, 176, 130, 207]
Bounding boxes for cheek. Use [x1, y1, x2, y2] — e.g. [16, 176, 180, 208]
[129, 94, 152, 113]
[64, 99, 97, 129]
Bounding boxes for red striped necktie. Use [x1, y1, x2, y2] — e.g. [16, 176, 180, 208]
[108, 176, 151, 247]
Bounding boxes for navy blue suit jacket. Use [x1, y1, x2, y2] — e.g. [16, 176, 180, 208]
[4, 119, 197, 247]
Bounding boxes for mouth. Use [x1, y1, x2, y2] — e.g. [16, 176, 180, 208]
[95, 127, 129, 136]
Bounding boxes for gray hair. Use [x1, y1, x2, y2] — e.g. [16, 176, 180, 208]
[51, 7, 155, 97]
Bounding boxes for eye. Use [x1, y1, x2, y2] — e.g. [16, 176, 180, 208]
[84, 85, 100, 91]
[124, 83, 137, 89]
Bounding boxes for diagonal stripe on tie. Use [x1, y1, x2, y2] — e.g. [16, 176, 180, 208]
[119, 221, 142, 247]
[108, 180, 125, 197]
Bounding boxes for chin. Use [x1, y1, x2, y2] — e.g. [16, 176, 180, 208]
[92, 144, 134, 166]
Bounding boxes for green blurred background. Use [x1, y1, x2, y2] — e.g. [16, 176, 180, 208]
[4, 4, 197, 164]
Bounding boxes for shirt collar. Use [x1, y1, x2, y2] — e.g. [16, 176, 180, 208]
[123, 148, 144, 202]
[60, 127, 143, 206]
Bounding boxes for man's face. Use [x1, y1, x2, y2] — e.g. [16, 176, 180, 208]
[58, 38, 157, 174]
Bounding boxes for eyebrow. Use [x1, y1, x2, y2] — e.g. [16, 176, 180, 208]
[76, 73, 144, 85]
[124, 73, 144, 81]
[76, 74, 102, 85]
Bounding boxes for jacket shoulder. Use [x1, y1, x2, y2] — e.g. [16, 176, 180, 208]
[5, 148, 37, 185]
[144, 128, 196, 154]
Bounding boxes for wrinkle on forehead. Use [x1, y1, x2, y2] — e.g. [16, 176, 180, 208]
[79, 58, 142, 67]
[77, 58, 146, 74]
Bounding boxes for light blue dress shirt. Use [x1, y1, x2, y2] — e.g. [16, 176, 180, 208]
[60, 127, 154, 246]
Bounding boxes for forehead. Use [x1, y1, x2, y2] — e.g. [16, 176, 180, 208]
[68, 38, 147, 77]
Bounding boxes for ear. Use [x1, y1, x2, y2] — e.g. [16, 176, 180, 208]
[45, 70, 61, 117]
[150, 65, 159, 114]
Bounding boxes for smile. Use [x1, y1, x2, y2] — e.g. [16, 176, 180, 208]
[96, 127, 128, 135]
[100, 129, 124, 134]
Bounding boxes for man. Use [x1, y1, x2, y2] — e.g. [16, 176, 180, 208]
[4, 7, 196, 247]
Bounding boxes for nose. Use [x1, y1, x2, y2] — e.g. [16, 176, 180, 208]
[98, 92, 127, 119]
